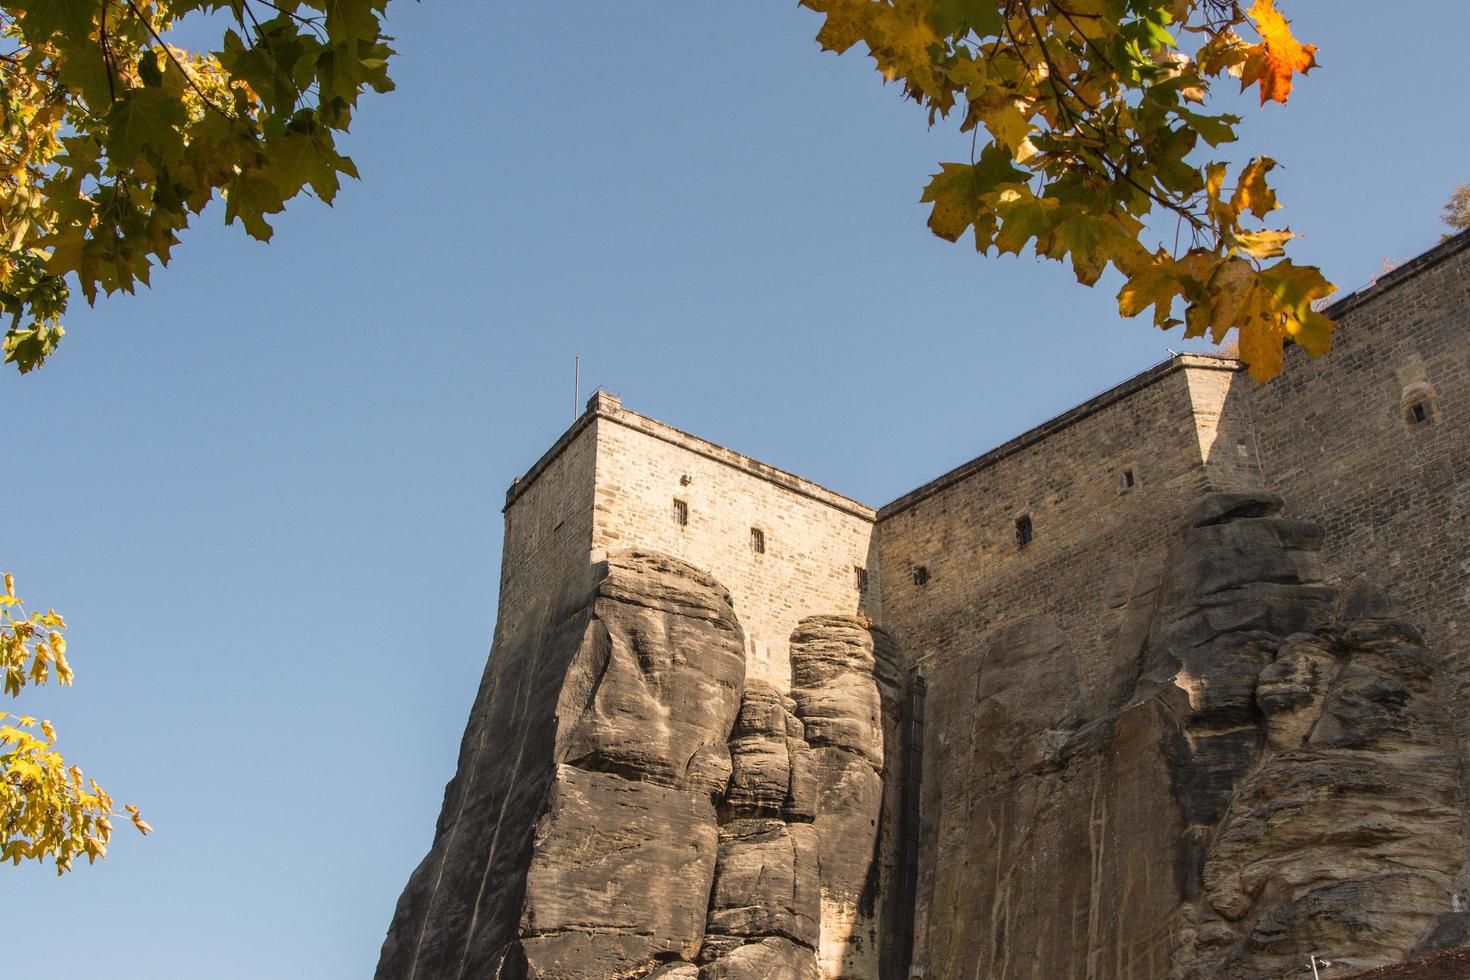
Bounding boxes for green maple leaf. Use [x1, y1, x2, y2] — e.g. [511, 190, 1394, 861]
[994, 194, 1060, 256]
[323, 0, 382, 45]
[921, 145, 1028, 246]
[105, 88, 188, 170]
[264, 128, 360, 204]
[1179, 109, 1238, 148]
[225, 170, 287, 242]
[15, 0, 94, 41]
[1046, 213, 1117, 285]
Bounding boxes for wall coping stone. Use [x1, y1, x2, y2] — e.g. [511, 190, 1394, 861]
[503, 229, 1470, 523]
[506, 389, 876, 521]
[877, 354, 1240, 520]
[1321, 227, 1470, 322]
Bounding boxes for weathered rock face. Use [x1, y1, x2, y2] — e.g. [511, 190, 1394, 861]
[789, 617, 902, 980]
[375, 552, 746, 979]
[377, 558, 900, 980]
[1181, 619, 1465, 978]
[380, 492, 1467, 979]
[700, 681, 822, 978]
[911, 491, 1468, 980]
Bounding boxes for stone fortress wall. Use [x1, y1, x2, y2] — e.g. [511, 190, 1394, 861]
[498, 232, 1467, 703]
[494, 407, 599, 650]
[504, 392, 877, 689]
[1249, 235, 1470, 689]
[875, 354, 1241, 698]
[469, 230, 1469, 978]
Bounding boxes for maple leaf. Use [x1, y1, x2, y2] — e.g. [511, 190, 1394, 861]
[0, 573, 148, 873]
[1231, 229, 1295, 259]
[805, 0, 873, 55]
[263, 128, 360, 204]
[0, 0, 395, 373]
[920, 145, 1028, 246]
[1231, 157, 1280, 219]
[1241, 0, 1318, 105]
[105, 89, 188, 170]
[1116, 250, 1184, 328]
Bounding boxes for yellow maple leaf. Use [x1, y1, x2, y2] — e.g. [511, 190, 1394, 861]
[1231, 157, 1280, 219]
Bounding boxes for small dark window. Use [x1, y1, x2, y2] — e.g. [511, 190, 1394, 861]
[1121, 469, 1135, 490]
[1409, 401, 1428, 424]
[855, 566, 869, 592]
[673, 498, 688, 526]
[750, 527, 765, 554]
[1016, 515, 1034, 548]
[913, 565, 930, 587]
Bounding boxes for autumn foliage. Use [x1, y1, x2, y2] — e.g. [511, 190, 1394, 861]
[801, 0, 1331, 380]
[1, 572, 150, 873]
[0, 0, 394, 373]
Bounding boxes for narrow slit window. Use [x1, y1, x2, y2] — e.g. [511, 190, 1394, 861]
[673, 498, 688, 527]
[1121, 468, 1136, 490]
[913, 565, 930, 587]
[750, 527, 765, 554]
[1016, 515, 1034, 548]
[1402, 383, 1439, 428]
[855, 566, 869, 592]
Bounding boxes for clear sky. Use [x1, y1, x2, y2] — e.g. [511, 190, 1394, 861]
[5, 4, 1467, 977]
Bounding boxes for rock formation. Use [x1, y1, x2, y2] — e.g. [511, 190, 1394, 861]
[378, 493, 1467, 979]
[375, 552, 746, 979]
[701, 680, 821, 977]
[909, 490, 1467, 979]
[789, 618, 902, 979]
[1182, 620, 1464, 977]
[376, 554, 899, 979]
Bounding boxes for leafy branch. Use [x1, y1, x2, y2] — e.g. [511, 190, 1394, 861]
[1, 572, 151, 874]
[0, 0, 396, 374]
[802, 0, 1333, 379]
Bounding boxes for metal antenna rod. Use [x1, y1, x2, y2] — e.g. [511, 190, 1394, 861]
[574, 355, 581, 421]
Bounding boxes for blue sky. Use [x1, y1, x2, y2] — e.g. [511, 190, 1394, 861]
[5, 4, 1467, 977]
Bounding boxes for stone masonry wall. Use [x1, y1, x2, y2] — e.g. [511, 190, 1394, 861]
[874, 357, 1236, 693]
[1248, 235, 1469, 680]
[495, 413, 599, 650]
[589, 395, 877, 689]
[872, 359, 1241, 971]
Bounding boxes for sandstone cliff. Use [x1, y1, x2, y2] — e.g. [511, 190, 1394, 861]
[377, 552, 900, 979]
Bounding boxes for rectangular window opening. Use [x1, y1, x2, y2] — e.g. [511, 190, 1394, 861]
[1016, 515, 1034, 548]
[1410, 402, 1428, 424]
[673, 498, 688, 527]
[1121, 469, 1135, 490]
[750, 527, 765, 554]
[913, 565, 930, 587]
[855, 566, 869, 592]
